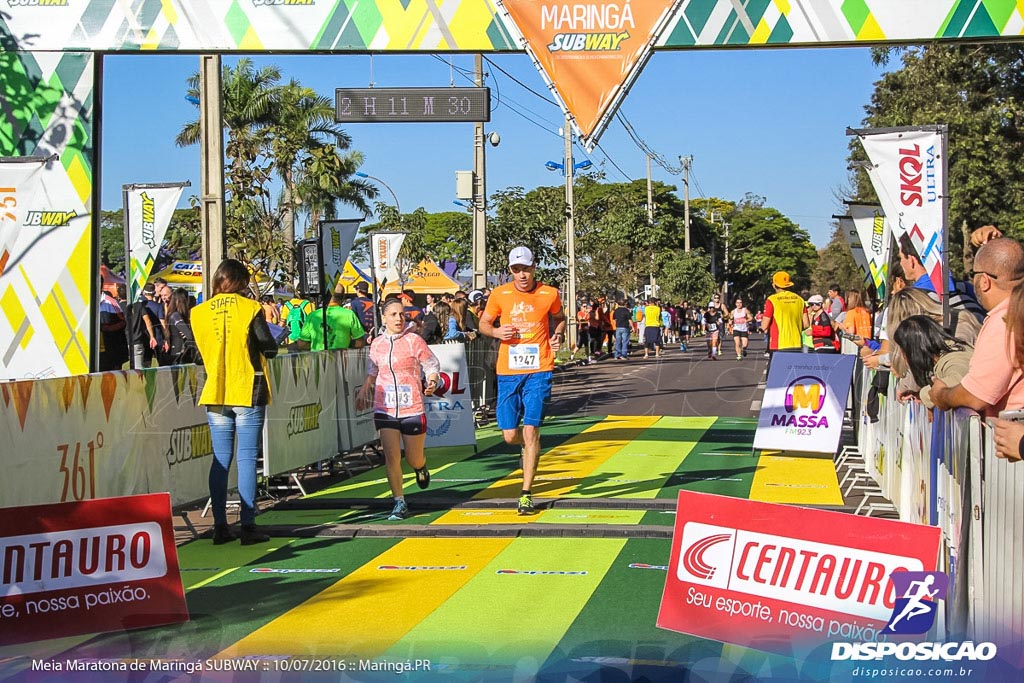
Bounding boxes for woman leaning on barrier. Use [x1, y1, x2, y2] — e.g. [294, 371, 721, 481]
[994, 281, 1024, 461]
[191, 259, 278, 545]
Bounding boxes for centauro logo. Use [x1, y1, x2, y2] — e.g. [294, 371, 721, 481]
[6, 0, 69, 6]
[676, 521, 921, 621]
[24, 210, 77, 227]
[287, 402, 322, 438]
[140, 191, 156, 248]
[165, 424, 213, 467]
[544, 2, 634, 52]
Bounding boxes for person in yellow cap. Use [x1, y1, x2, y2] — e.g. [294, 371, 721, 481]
[760, 271, 805, 356]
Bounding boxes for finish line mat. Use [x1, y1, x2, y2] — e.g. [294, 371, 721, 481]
[2, 415, 846, 681]
[292, 415, 843, 509]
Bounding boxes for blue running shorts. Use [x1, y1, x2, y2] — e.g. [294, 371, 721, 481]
[496, 371, 553, 430]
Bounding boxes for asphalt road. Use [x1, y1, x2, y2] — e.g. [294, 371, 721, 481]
[550, 334, 769, 419]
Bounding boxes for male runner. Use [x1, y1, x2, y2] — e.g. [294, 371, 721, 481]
[479, 246, 567, 515]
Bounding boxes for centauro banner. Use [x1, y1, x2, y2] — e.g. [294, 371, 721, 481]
[658, 490, 941, 652]
[500, 0, 681, 149]
[320, 218, 362, 293]
[753, 352, 855, 454]
[854, 127, 947, 297]
[124, 183, 188, 303]
[0, 493, 187, 646]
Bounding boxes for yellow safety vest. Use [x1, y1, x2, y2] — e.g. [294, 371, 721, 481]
[767, 290, 806, 350]
[192, 293, 270, 407]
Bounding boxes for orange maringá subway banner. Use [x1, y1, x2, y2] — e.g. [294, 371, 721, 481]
[500, 0, 680, 147]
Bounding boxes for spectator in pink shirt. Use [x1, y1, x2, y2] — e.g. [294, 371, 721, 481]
[931, 238, 1024, 417]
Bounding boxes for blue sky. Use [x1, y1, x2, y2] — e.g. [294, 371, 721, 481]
[100, 47, 885, 248]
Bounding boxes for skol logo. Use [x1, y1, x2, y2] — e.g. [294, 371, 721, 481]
[784, 376, 826, 413]
[544, 2, 634, 52]
[432, 371, 467, 398]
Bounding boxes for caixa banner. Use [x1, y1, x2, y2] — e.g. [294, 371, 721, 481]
[0, 493, 187, 645]
[657, 491, 940, 653]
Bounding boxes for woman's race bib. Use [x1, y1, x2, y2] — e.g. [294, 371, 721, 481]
[383, 384, 414, 409]
[508, 343, 540, 371]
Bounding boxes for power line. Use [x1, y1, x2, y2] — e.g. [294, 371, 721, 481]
[484, 57, 559, 106]
[592, 141, 633, 182]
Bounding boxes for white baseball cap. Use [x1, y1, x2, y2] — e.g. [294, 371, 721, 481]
[508, 246, 534, 267]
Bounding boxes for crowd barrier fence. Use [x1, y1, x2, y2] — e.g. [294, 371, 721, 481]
[852, 362, 1017, 644]
[0, 349, 378, 510]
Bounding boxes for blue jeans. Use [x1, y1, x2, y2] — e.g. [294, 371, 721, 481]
[614, 328, 630, 358]
[206, 405, 265, 526]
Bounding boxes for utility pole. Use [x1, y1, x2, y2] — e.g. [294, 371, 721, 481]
[199, 55, 226, 297]
[646, 154, 657, 298]
[564, 114, 578, 353]
[471, 54, 487, 291]
[681, 155, 692, 252]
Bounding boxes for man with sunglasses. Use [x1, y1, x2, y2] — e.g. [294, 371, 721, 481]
[931, 238, 1024, 417]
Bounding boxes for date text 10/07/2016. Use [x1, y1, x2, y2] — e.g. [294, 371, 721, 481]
[334, 87, 490, 124]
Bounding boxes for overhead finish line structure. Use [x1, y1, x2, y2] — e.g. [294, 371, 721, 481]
[1, 0, 1022, 380]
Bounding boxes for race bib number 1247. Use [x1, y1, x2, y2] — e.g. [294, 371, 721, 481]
[509, 344, 540, 370]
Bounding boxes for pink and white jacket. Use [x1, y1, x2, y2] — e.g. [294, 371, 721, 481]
[368, 325, 441, 418]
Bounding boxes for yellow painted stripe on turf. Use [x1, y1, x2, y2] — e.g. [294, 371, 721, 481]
[431, 508, 646, 525]
[569, 416, 716, 499]
[218, 538, 512, 658]
[433, 508, 543, 525]
[474, 415, 659, 499]
[307, 460, 461, 498]
[749, 455, 844, 505]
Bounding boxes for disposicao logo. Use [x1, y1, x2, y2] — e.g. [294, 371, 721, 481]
[784, 375, 827, 413]
[881, 570, 947, 635]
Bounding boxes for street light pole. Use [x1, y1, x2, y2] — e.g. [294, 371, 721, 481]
[472, 54, 488, 291]
[564, 114, 578, 353]
[355, 172, 401, 216]
[723, 221, 731, 302]
[199, 55, 226, 298]
[681, 155, 692, 253]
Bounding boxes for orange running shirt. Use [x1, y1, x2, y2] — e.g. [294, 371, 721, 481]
[484, 282, 563, 375]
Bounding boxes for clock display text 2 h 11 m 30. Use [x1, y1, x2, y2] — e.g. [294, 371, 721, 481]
[334, 87, 491, 124]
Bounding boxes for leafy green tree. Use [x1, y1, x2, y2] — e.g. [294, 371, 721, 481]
[726, 194, 818, 302]
[810, 224, 867, 297]
[487, 185, 565, 285]
[654, 249, 717, 303]
[851, 44, 1024, 276]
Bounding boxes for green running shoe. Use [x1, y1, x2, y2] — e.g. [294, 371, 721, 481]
[517, 494, 536, 516]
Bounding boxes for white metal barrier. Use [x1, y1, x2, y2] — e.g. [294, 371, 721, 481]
[851, 362, 1021, 644]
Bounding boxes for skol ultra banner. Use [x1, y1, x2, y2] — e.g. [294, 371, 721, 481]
[500, 0, 682, 149]
[124, 183, 189, 303]
[847, 202, 889, 301]
[425, 343, 477, 449]
[855, 127, 947, 296]
[753, 352, 855, 454]
[320, 218, 362, 293]
[0, 493, 187, 645]
[658, 490, 941, 653]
